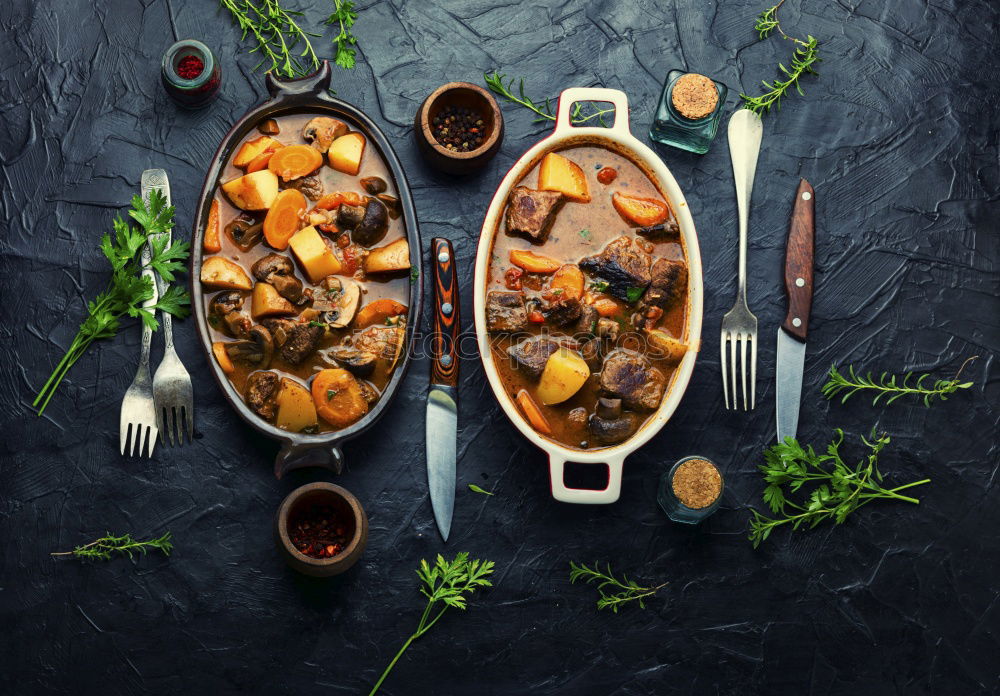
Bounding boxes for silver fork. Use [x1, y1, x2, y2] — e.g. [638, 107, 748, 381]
[143, 169, 195, 446]
[720, 109, 763, 411]
[120, 222, 160, 457]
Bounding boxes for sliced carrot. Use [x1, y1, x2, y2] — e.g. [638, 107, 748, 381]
[268, 144, 323, 182]
[263, 189, 307, 250]
[509, 249, 561, 274]
[549, 264, 584, 300]
[355, 298, 408, 328]
[592, 298, 621, 317]
[314, 191, 366, 210]
[516, 389, 552, 436]
[312, 368, 368, 427]
[212, 342, 235, 374]
[203, 199, 222, 253]
[612, 192, 670, 227]
[246, 148, 280, 173]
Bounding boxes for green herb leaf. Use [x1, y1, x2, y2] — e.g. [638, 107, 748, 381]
[741, 3, 821, 116]
[468, 484, 494, 496]
[221, 0, 322, 79]
[324, 0, 358, 70]
[568, 562, 666, 613]
[309, 320, 326, 328]
[589, 281, 609, 293]
[821, 358, 977, 407]
[625, 286, 645, 303]
[52, 531, 173, 561]
[578, 228, 592, 241]
[484, 71, 615, 127]
[327, 389, 338, 400]
[409, 265, 420, 283]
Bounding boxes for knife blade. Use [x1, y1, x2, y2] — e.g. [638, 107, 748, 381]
[426, 238, 460, 541]
[775, 178, 815, 443]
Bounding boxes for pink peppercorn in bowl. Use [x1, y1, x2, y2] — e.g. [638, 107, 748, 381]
[274, 482, 368, 577]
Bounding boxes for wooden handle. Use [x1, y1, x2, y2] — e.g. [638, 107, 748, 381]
[430, 238, 460, 387]
[781, 179, 815, 341]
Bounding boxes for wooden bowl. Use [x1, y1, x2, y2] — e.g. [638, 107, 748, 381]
[274, 482, 368, 577]
[414, 82, 504, 175]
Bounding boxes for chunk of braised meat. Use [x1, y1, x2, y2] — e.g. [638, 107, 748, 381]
[579, 338, 603, 371]
[579, 236, 652, 302]
[598, 349, 666, 411]
[209, 291, 251, 338]
[570, 303, 598, 340]
[596, 318, 620, 341]
[636, 219, 680, 239]
[506, 336, 559, 379]
[588, 397, 636, 445]
[505, 186, 565, 241]
[280, 323, 325, 365]
[643, 258, 688, 309]
[285, 175, 323, 201]
[260, 317, 296, 347]
[257, 119, 280, 135]
[252, 253, 307, 304]
[542, 297, 582, 327]
[245, 371, 280, 420]
[358, 380, 380, 405]
[485, 291, 528, 333]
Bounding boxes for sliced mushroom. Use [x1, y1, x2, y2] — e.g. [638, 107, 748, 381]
[209, 291, 251, 339]
[352, 198, 389, 247]
[313, 278, 361, 328]
[251, 253, 306, 304]
[336, 204, 366, 229]
[376, 193, 401, 219]
[245, 371, 280, 420]
[225, 214, 264, 252]
[225, 324, 274, 367]
[358, 380, 380, 406]
[260, 317, 296, 347]
[360, 176, 387, 195]
[302, 117, 349, 153]
[596, 317, 620, 341]
[285, 175, 323, 201]
[588, 398, 635, 445]
[257, 119, 280, 135]
[328, 345, 377, 377]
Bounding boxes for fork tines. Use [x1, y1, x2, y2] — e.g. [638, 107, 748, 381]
[720, 327, 757, 411]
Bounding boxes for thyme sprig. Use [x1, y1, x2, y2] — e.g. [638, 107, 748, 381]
[324, 0, 358, 69]
[741, 1, 821, 114]
[369, 553, 494, 695]
[220, 0, 321, 79]
[749, 431, 930, 548]
[484, 71, 615, 127]
[51, 532, 174, 561]
[569, 562, 667, 613]
[822, 357, 977, 407]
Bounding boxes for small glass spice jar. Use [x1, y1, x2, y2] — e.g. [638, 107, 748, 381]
[657, 455, 724, 524]
[649, 70, 728, 155]
[160, 39, 221, 108]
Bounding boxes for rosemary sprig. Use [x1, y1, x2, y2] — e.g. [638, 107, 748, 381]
[369, 553, 494, 695]
[324, 0, 358, 69]
[821, 357, 977, 407]
[568, 562, 667, 613]
[51, 532, 174, 561]
[741, 1, 821, 114]
[748, 431, 930, 548]
[220, 0, 321, 79]
[484, 71, 616, 127]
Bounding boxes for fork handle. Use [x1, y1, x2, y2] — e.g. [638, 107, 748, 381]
[138, 241, 158, 368]
[142, 169, 175, 352]
[782, 179, 815, 341]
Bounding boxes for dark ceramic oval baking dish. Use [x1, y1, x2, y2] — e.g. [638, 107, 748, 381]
[189, 61, 422, 479]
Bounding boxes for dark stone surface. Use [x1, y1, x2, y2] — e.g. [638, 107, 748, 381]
[1, 0, 998, 694]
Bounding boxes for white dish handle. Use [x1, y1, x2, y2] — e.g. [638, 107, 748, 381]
[549, 453, 627, 504]
[554, 87, 631, 138]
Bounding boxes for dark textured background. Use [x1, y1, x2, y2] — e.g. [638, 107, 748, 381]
[2, 0, 998, 694]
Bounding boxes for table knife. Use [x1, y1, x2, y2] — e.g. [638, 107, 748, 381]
[425, 238, 460, 542]
[775, 179, 815, 443]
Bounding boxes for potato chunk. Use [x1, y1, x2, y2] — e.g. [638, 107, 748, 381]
[364, 238, 410, 273]
[538, 152, 590, 203]
[251, 282, 296, 319]
[276, 378, 318, 433]
[537, 348, 590, 405]
[288, 226, 342, 283]
[233, 136, 283, 169]
[221, 170, 279, 210]
[200, 257, 252, 290]
[328, 132, 366, 175]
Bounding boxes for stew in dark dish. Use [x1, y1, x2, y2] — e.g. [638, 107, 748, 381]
[201, 114, 411, 434]
[486, 146, 688, 450]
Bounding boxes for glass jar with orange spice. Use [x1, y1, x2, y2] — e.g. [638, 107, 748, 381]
[657, 455, 724, 524]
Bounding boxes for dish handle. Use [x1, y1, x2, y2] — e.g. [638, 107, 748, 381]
[274, 440, 344, 479]
[548, 453, 626, 504]
[553, 87, 631, 138]
[265, 60, 332, 98]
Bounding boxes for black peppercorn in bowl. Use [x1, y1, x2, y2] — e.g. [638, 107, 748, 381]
[414, 82, 504, 174]
[274, 482, 369, 577]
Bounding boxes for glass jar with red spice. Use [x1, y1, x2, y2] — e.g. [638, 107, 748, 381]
[160, 39, 221, 108]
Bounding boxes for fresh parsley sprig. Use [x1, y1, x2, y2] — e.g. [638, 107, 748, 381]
[748, 430, 930, 548]
[569, 562, 667, 613]
[324, 0, 358, 69]
[821, 357, 977, 407]
[369, 553, 494, 695]
[741, 1, 821, 114]
[221, 0, 321, 79]
[33, 190, 190, 415]
[51, 532, 174, 561]
[484, 71, 615, 127]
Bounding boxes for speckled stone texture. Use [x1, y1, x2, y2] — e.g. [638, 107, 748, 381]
[1, 1, 998, 694]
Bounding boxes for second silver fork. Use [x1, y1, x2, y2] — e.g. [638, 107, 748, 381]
[720, 109, 763, 411]
[143, 169, 194, 445]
